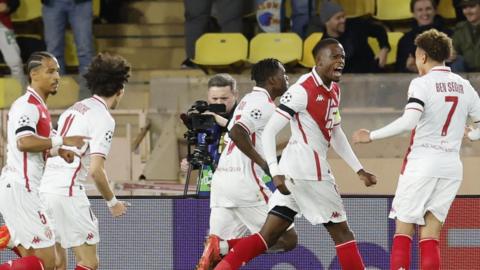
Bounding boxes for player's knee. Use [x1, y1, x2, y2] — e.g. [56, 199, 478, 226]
[279, 229, 298, 251]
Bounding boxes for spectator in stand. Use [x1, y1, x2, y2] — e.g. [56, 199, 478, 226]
[0, 0, 26, 89]
[41, 0, 94, 99]
[311, 0, 390, 73]
[396, 0, 452, 73]
[451, 0, 480, 71]
[182, 0, 244, 69]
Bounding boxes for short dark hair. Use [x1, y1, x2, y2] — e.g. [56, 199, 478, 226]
[207, 73, 236, 92]
[83, 53, 131, 97]
[312, 38, 341, 59]
[410, 0, 437, 13]
[26, 51, 56, 83]
[251, 58, 282, 86]
[415, 29, 452, 62]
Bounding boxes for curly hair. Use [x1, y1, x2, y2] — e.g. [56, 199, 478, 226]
[415, 29, 452, 63]
[251, 58, 282, 86]
[83, 53, 131, 97]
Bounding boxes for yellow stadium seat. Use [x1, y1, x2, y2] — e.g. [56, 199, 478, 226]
[437, 0, 456, 19]
[93, 0, 100, 17]
[337, 0, 375, 18]
[193, 33, 248, 66]
[0, 78, 22, 108]
[46, 76, 79, 109]
[248, 33, 302, 64]
[374, 0, 412, 20]
[299, 32, 323, 68]
[368, 32, 404, 65]
[11, 1, 41, 22]
[65, 31, 79, 67]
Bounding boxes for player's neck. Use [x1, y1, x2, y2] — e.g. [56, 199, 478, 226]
[96, 95, 114, 110]
[423, 61, 445, 74]
[28, 85, 48, 102]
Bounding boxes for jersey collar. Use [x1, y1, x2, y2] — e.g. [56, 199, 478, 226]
[311, 67, 333, 92]
[252, 86, 272, 98]
[26, 86, 46, 106]
[430, 66, 451, 73]
[92, 95, 109, 110]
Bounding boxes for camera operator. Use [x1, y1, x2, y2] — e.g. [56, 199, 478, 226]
[180, 73, 238, 172]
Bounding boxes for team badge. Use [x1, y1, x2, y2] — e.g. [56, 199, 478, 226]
[250, 108, 262, 120]
[18, 115, 30, 127]
[104, 130, 113, 143]
[280, 92, 292, 104]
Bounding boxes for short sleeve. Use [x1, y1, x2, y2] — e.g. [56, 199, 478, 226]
[89, 116, 115, 158]
[236, 102, 272, 134]
[405, 78, 427, 111]
[467, 84, 480, 123]
[277, 85, 307, 119]
[12, 103, 40, 138]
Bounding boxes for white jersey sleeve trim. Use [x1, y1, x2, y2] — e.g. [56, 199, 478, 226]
[331, 125, 363, 173]
[262, 111, 289, 177]
[370, 109, 422, 140]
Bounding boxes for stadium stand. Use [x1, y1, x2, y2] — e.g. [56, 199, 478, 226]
[374, 0, 412, 20]
[192, 33, 248, 67]
[248, 32, 302, 64]
[299, 32, 323, 68]
[368, 31, 404, 65]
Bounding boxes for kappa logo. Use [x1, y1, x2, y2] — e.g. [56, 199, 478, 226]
[331, 211, 341, 218]
[87, 233, 94, 240]
[32, 236, 41, 244]
[316, 94, 324, 102]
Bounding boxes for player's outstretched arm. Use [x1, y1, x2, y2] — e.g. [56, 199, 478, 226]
[89, 155, 128, 217]
[331, 126, 378, 187]
[262, 112, 290, 195]
[229, 124, 269, 174]
[352, 109, 422, 144]
[17, 134, 88, 152]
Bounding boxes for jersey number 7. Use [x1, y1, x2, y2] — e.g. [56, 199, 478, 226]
[442, 96, 458, 136]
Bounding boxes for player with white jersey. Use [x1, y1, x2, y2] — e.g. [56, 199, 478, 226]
[0, 51, 87, 270]
[214, 39, 377, 270]
[39, 53, 131, 270]
[353, 29, 480, 270]
[196, 59, 298, 270]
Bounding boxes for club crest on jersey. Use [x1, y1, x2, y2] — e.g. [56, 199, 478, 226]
[250, 108, 262, 119]
[280, 92, 292, 104]
[18, 115, 30, 126]
[104, 130, 113, 143]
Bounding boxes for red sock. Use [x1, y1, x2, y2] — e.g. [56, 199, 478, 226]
[221, 233, 268, 270]
[75, 264, 93, 270]
[227, 238, 241, 250]
[390, 234, 412, 270]
[11, 247, 21, 258]
[0, 256, 44, 270]
[420, 238, 440, 270]
[335, 240, 365, 270]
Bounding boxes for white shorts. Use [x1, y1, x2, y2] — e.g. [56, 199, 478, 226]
[389, 174, 461, 225]
[209, 205, 268, 240]
[0, 181, 55, 249]
[268, 178, 347, 225]
[42, 193, 99, 248]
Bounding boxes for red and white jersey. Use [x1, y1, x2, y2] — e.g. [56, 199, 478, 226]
[40, 95, 115, 196]
[0, 87, 52, 192]
[276, 69, 341, 181]
[401, 66, 480, 179]
[210, 87, 274, 207]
